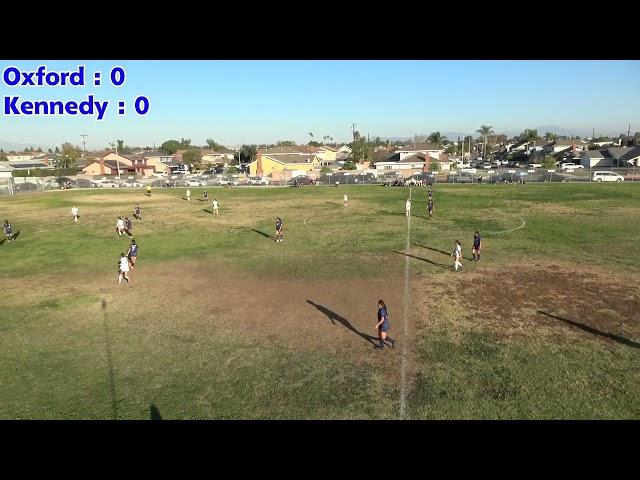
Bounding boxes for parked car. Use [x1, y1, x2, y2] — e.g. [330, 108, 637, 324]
[247, 176, 270, 185]
[121, 181, 143, 188]
[186, 179, 206, 187]
[450, 173, 474, 183]
[529, 163, 542, 168]
[560, 162, 583, 170]
[289, 176, 314, 186]
[217, 178, 238, 186]
[95, 180, 120, 188]
[592, 171, 624, 182]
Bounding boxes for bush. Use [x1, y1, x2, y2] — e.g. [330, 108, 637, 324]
[342, 162, 357, 170]
[320, 166, 332, 175]
[430, 162, 441, 172]
[226, 166, 239, 174]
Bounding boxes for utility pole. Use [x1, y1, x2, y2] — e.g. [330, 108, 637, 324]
[627, 124, 631, 145]
[351, 123, 356, 143]
[109, 142, 122, 183]
[80, 134, 87, 157]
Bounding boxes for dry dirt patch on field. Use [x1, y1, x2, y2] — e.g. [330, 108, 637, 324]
[414, 262, 640, 346]
[6, 261, 405, 374]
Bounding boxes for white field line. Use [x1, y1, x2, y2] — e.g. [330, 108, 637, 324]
[483, 215, 526, 235]
[400, 189, 411, 419]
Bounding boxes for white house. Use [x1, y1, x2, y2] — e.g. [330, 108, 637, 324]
[581, 146, 640, 168]
[395, 143, 444, 161]
[375, 152, 449, 178]
[0, 163, 14, 178]
[6, 153, 36, 162]
[551, 139, 588, 153]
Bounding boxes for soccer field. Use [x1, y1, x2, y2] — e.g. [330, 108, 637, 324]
[1, 183, 639, 419]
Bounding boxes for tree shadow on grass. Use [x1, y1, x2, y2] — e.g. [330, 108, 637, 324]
[307, 300, 378, 346]
[251, 228, 275, 241]
[150, 404, 163, 420]
[537, 310, 640, 350]
[0, 238, 5, 247]
[393, 250, 451, 270]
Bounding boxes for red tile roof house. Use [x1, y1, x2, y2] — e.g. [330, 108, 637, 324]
[82, 151, 154, 176]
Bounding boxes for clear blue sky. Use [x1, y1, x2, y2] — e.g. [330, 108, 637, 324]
[0, 60, 638, 150]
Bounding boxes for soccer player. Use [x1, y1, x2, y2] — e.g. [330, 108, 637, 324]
[212, 199, 219, 216]
[116, 217, 125, 237]
[343, 193, 348, 207]
[71, 205, 79, 223]
[133, 203, 142, 220]
[275, 217, 284, 243]
[405, 198, 411, 218]
[146, 185, 151, 196]
[127, 239, 139, 269]
[452, 240, 463, 271]
[203, 191, 208, 202]
[4, 220, 14, 242]
[472, 231, 482, 262]
[374, 300, 395, 349]
[118, 252, 131, 286]
[428, 186, 433, 200]
[186, 189, 191, 201]
[124, 217, 133, 237]
[427, 199, 434, 220]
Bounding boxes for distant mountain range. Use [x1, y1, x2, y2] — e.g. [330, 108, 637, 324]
[0, 140, 56, 152]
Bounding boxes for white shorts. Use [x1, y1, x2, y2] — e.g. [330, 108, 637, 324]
[120, 265, 129, 273]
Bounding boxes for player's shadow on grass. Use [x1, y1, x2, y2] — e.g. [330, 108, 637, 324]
[149, 404, 163, 420]
[325, 201, 341, 206]
[202, 208, 213, 215]
[12, 230, 21, 241]
[378, 210, 407, 217]
[413, 243, 450, 256]
[537, 310, 640, 350]
[251, 228, 275, 241]
[394, 250, 450, 269]
[0, 238, 5, 247]
[307, 300, 378, 346]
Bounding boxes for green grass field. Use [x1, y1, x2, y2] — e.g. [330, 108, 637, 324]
[1, 183, 639, 419]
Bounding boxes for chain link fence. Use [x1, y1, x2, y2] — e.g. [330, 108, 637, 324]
[1, 166, 638, 196]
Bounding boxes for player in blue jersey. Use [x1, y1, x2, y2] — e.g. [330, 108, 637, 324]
[374, 300, 395, 349]
[4, 220, 14, 242]
[472, 231, 482, 262]
[127, 239, 139, 269]
[427, 199, 434, 220]
[275, 217, 284, 242]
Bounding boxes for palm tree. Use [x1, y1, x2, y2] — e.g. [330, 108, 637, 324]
[523, 129, 538, 153]
[330, 136, 334, 145]
[427, 132, 447, 147]
[476, 125, 494, 159]
[544, 132, 558, 141]
[309, 132, 314, 144]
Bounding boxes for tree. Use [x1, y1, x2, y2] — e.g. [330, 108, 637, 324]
[521, 129, 539, 153]
[161, 140, 181, 154]
[179, 138, 191, 148]
[183, 149, 202, 170]
[633, 132, 640, 146]
[430, 162, 441, 172]
[309, 132, 314, 144]
[117, 140, 124, 151]
[542, 155, 556, 169]
[427, 132, 447, 147]
[48, 148, 52, 153]
[226, 166, 239, 174]
[330, 136, 334, 145]
[57, 143, 82, 169]
[342, 162, 356, 170]
[276, 140, 296, 146]
[0, 153, 7, 162]
[308, 141, 322, 147]
[237, 145, 258, 164]
[476, 125, 494, 159]
[37, 147, 43, 152]
[206, 138, 221, 150]
[320, 166, 332, 175]
[55, 147, 60, 153]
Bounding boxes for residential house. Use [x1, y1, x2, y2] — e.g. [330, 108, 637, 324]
[395, 143, 445, 162]
[82, 152, 154, 176]
[6, 152, 36, 162]
[142, 151, 176, 173]
[374, 151, 450, 178]
[201, 147, 236, 165]
[262, 145, 337, 165]
[336, 144, 352, 161]
[550, 139, 588, 154]
[0, 163, 14, 178]
[581, 146, 640, 168]
[5, 160, 52, 171]
[248, 152, 321, 180]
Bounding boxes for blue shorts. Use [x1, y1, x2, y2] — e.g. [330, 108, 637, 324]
[379, 321, 389, 333]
